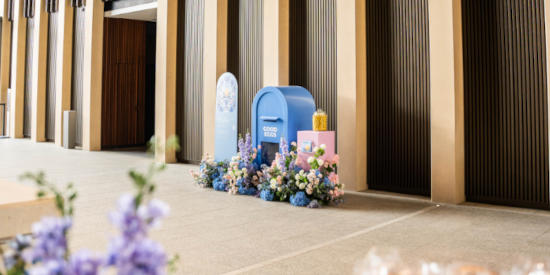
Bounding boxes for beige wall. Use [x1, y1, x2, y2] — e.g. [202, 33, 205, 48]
[82, 0, 104, 151]
[428, 0, 465, 204]
[263, 0, 289, 87]
[155, 0, 178, 162]
[0, 1, 11, 105]
[336, 0, 367, 191]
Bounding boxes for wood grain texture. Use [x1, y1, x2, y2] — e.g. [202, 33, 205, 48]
[176, 0, 204, 163]
[462, 0, 549, 209]
[101, 18, 155, 148]
[45, 12, 58, 141]
[289, 0, 337, 132]
[365, 0, 431, 196]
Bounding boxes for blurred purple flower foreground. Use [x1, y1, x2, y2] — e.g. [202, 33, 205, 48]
[107, 194, 169, 275]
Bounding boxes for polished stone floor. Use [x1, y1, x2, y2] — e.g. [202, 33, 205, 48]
[1, 139, 550, 274]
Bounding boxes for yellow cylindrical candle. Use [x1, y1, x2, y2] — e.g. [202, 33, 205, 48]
[312, 109, 327, 131]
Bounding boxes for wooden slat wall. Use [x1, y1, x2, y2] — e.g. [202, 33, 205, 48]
[365, 0, 431, 196]
[45, 12, 58, 141]
[102, 18, 154, 148]
[227, 0, 263, 136]
[72, 6, 85, 146]
[176, 0, 204, 163]
[462, 0, 549, 209]
[289, 0, 337, 132]
[23, 17, 34, 138]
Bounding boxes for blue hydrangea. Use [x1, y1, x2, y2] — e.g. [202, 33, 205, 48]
[290, 191, 311, 207]
[212, 177, 227, 191]
[238, 186, 257, 196]
[260, 189, 274, 201]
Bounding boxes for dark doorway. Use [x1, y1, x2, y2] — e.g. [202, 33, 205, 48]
[365, 0, 431, 196]
[101, 18, 156, 149]
[462, 0, 549, 209]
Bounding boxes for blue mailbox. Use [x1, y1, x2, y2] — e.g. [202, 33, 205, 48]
[252, 86, 316, 165]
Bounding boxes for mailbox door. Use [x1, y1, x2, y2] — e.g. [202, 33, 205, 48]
[255, 92, 286, 165]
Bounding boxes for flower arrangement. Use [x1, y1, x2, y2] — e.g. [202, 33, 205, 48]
[190, 154, 220, 188]
[1, 137, 179, 275]
[191, 133, 344, 208]
[225, 133, 260, 195]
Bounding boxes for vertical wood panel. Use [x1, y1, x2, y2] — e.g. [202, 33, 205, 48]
[71, 6, 84, 146]
[45, 12, 58, 141]
[365, 0, 431, 196]
[23, 17, 34, 137]
[227, 0, 263, 136]
[289, 0, 337, 132]
[101, 18, 153, 148]
[177, 0, 204, 163]
[463, 0, 549, 209]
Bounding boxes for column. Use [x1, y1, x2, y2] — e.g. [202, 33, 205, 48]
[202, 0, 228, 157]
[263, 0, 289, 86]
[336, 0, 367, 191]
[82, 0, 103, 151]
[428, 0, 465, 204]
[54, 0, 74, 146]
[0, 0, 12, 136]
[30, 0, 49, 142]
[155, 0, 178, 162]
[9, 0, 27, 138]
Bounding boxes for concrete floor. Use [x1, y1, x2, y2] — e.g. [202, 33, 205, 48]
[1, 139, 550, 274]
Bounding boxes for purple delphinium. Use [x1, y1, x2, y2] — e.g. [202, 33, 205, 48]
[238, 133, 253, 164]
[107, 194, 169, 275]
[107, 237, 166, 275]
[25, 217, 72, 263]
[277, 138, 288, 172]
[28, 259, 67, 275]
[66, 250, 102, 275]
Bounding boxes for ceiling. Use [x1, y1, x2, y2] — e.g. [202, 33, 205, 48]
[104, 2, 157, 22]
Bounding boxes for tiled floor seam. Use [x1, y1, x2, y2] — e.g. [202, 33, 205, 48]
[222, 205, 439, 275]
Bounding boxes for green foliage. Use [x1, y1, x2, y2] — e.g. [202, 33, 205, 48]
[19, 172, 77, 217]
[148, 135, 181, 156]
[167, 254, 180, 274]
[129, 162, 166, 209]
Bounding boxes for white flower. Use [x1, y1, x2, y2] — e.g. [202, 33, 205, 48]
[277, 187, 282, 192]
[270, 182, 277, 189]
[318, 159, 324, 166]
[300, 170, 305, 175]
[299, 183, 306, 189]
[295, 174, 300, 180]
[320, 144, 326, 150]
[307, 157, 314, 164]
[270, 178, 277, 185]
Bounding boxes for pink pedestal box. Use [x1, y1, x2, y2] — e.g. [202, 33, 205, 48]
[296, 131, 335, 170]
